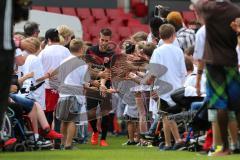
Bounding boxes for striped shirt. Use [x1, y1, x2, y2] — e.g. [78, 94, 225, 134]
[177, 27, 195, 51]
[0, 0, 14, 50]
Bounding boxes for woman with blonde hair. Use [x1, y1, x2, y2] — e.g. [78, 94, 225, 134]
[57, 25, 74, 48]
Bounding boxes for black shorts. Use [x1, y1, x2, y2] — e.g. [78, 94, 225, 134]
[86, 98, 101, 110]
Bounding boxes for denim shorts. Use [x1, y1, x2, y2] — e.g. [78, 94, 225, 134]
[9, 94, 34, 113]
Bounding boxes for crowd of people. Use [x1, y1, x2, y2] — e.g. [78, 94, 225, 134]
[0, 0, 240, 157]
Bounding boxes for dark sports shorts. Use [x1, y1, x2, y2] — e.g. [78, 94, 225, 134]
[85, 88, 112, 112]
[206, 64, 240, 111]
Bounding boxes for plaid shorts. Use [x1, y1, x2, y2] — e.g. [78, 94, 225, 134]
[206, 64, 240, 111]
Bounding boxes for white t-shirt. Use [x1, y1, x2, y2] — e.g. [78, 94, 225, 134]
[194, 25, 240, 64]
[123, 104, 138, 118]
[20, 53, 46, 110]
[184, 73, 206, 96]
[157, 38, 180, 48]
[38, 44, 71, 89]
[59, 55, 88, 105]
[193, 25, 206, 60]
[150, 43, 187, 106]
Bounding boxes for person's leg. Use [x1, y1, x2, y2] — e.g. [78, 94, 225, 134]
[27, 105, 39, 134]
[134, 121, 140, 142]
[89, 119, 98, 133]
[208, 109, 222, 149]
[162, 116, 172, 147]
[108, 113, 115, 134]
[135, 92, 147, 133]
[217, 109, 229, 151]
[44, 111, 53, 127]
[205, 65, 231, 156]
[212, 122, 222, 148]
[236, 111, 240, 132]
[65, 122, 76, 148]
[54, 111, 61, 147]
[60, 121, 68, 146]
[87, 98, 98, 132]
[0, 49, 14, 130]
[228, 111, 238, 151]
[34, 102, 49, 129]
[127, 121, 134, 142]
[169, 120, 182, 144]
[148, 115, 159, 135]
[100, 114, 109, 140]
[32, 102, 62, 140]
[87, 97, 100, 145]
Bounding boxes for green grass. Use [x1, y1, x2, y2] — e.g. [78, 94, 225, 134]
[0, 136, 239, 160]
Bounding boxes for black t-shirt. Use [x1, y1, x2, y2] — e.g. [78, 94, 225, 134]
[86, 45, 114, 69]
[86, 45, 114, 88]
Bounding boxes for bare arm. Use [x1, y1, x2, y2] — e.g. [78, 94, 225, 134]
[18, 72, 34, 86]
[36, 69, 58, 82]
[196, 60, 205, 96]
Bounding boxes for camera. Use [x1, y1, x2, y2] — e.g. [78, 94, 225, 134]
[125, 42, 135, 55]
[154, 5, 171, 19]
[14, 0, 32, 23]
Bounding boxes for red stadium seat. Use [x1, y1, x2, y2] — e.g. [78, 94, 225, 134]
[117, 26, 132, 39]
[81, 16, 95, 26]
[96, 19, 110, 26]
[182, 11, 196, 24]
[111, 34, 120, 43]
[46, 7, 61, 14]
[83, 33, 91, 41]
[131, 25, 149, 34]
[107, 26, 117, 34]
[91, 8, 106, 20]
[31, 6, 46, 11]
[127, 19, 141, 26]
[62, 7, 77, 16]
[82, 26, 89, 34]
[110, 19, 124, 27]
[76, 8, 92, 20]
[92, 37, 99, 45]
[105, 8, 125, 20]
[89, 26, 102, 38]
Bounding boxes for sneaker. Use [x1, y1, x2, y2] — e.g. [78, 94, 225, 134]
[91, 132, 99, 145]
[65, 146, 73, 150]
[172, 142, 185, 150]
[64, 145, 79, 150]
[100, 140, 108, 147]
[140, 132, 155, 139]
[208, 146, 222, 156]
[158, 142, 165, 150]
[43, 130, 63, 139]
[160, 145, 172, 151]
[37, 140, 52, 148]
[4, 138, 17, 147]
[211, 150, 231, 156]
[122, 141, 138, 146]
[27, 139, 52, 148]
